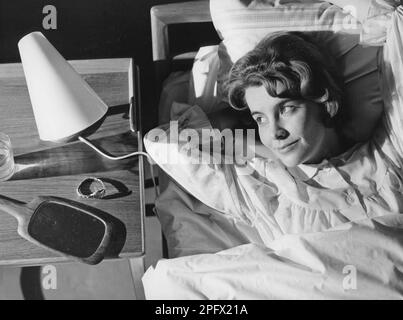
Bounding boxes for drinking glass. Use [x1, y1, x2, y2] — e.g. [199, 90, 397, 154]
[0, 133, 15, 181]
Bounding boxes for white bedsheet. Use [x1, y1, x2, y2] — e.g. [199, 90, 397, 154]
[143, 213, 403, 299]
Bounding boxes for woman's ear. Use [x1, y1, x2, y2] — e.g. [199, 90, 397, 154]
[325, 100, 339, 118]
[321, 100, 340, 128]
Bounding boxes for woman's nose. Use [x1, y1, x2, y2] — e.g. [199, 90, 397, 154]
[270, 123, 289, 140]
[275, 128, 289, 140]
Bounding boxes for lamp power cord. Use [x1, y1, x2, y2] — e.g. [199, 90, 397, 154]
[78, 135, 160, 198]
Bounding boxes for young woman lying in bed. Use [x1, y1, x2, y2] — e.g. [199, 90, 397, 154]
[214, 30, 369, 164]
[145, 1, 403, 244]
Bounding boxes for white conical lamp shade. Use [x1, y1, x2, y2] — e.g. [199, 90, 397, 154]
[18, 32, 108, 141]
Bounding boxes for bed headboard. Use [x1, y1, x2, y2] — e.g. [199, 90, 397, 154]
[151, 0, 212, 62]
[150, 0, 218, 112]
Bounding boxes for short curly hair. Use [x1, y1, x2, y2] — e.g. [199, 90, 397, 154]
[226, 32, 343, 124]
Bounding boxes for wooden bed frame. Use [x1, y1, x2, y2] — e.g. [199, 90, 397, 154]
[151, 0, 212, 62]
[150, 0, 217, 106]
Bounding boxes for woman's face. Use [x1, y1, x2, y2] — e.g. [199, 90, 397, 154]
[244, 85, 329, 167]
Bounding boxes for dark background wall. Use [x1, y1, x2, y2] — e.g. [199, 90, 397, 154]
[0, 0, 219, 132]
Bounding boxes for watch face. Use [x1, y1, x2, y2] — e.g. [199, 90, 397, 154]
[28, 201, 106, 258]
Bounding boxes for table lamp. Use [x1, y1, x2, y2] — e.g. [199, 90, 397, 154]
[17, 32, 158, 197]
[17, 32, 152, 162]
[18, 32, 108, 142]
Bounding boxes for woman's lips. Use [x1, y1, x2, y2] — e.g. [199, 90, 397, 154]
[275, 139, 300, 154]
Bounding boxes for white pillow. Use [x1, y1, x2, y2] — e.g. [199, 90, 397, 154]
[210, 0, 361, 63]
[187, 45, 221, 113]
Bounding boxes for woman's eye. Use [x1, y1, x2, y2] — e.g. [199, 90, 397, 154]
[280, 105, 296, 115]
[254, 116, 266, 124]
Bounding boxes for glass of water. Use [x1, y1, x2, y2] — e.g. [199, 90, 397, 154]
[0, 133, 15, 181]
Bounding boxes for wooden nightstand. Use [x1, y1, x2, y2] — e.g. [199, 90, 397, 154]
[0, 58, 146, 299]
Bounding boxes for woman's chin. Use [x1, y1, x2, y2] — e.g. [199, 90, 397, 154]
[273, 141, 307, 167]
[276, 152, 306, 168]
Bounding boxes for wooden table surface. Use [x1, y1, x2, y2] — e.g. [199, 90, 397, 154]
[0, 58, 145, 266]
